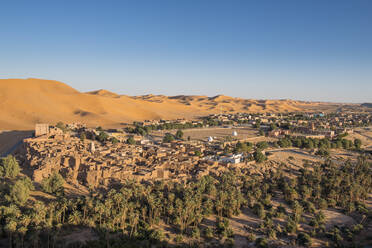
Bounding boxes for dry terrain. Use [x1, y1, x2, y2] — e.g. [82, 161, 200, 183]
[0, 78, 351, 130]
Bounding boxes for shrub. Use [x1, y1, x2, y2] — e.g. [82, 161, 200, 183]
[41, 172, 65, 195]
[0, 155, 20, 178]
[246, 232, 256, 242]
[8, 177, 34, 205]
[297, 232, 312, 247]
[126, 136, 135, 145]
[56, 122, 67, 132]
[354, 139, 362, 149]
[204, 227, 214, 239]
[97, 131, 109, 142]
[190, 227, 200, 239]
[256, 141, 268, 150]
[175, 130, 184, 139]
[80, 132, 86, 141]
[110, 137, 119, 144]
[149, 229, 164, 242]
[253, 203, 266, 219]
[255, 237, 268, 248]
[316, 148, 330, 157]
[254, 149, 267, 163]
[174, 234, 183, 243]
[163, 133, 175, 143]
[286, 218, 298, 234]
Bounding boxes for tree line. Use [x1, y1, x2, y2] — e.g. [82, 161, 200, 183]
[0, 154, 371, 247]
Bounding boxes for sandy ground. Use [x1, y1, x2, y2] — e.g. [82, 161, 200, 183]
[0, 78, 343, 130]
[351, 127, 372, 150]
[151, 127, 260, 142]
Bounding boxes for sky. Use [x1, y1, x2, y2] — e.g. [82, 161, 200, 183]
[0, 0, 371, 103]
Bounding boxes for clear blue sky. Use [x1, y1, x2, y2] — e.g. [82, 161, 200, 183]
[1, 0, 371, 102]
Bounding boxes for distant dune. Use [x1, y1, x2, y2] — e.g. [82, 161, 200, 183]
[0, 78, 344, 130]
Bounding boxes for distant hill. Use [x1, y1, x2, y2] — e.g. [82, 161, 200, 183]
[361, 103, 372, 108]
[0, 78, 342, 130]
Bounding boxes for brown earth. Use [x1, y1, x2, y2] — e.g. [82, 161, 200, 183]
[0, 78, 347, 130]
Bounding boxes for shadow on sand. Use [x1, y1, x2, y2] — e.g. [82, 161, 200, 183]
[0, 130, 33, 157]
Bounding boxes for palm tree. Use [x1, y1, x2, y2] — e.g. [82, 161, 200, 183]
[129, 211, 139, 237]
[19, 214, 31, 248]
[4, 219, 17, 248]
[94, 201, 105, 227]
[58, 198, 68, 224]
[68, 210, 82, 225]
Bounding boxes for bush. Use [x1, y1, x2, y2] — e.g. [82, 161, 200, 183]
[80, 132, 86, 141]
[8, 177, 34, 205]
[56, 122, 67, 132]
[41, 172, 65, 195]
[204, 227, 214, 239]
[163, 133, 175, 143]
[174, 234, 183, 243]
[354, 139, 362, 149]
[316, 148, 330, 157]
[286, 218, 298, 234]
[256, 141, 268, 150]
[254, 150, 267, 163]
[97, 131, 109, 143]
[149, 229, 164, 242]
[253, 203, 266, 219]
[126, 136, 135, 145]
[190, 227, 200, 239]
[110, 137, 119, 144]
[0, 155, 20, 178]
[175, 130, 184, 139]
[255, 237, 268, 248]
[297, 232, 312, 247]
[246, 232, 256, 242]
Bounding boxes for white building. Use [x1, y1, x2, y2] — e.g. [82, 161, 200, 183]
[219, 154, 242, 164]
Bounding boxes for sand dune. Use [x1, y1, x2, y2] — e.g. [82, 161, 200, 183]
[0, 78, 341, 130]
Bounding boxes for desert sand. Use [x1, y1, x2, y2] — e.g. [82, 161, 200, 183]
[0, 78, 341, 130]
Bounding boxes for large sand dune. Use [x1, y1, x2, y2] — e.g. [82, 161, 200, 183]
[0, 78, 342, 130]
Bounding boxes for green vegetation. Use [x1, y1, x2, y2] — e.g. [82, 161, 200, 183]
[233, 141, 252, 153]
[126, 136, 136, 145]
[175, 130, 184, 139]
[80, 132, 86, 141]
[7, 177, 34, 206]
[254, 149, 267, 163]
[110, 137, 119, 144]
[96, 131, 109, 143]
[256, 141, 268, 150]
[277, 135, 362, 152]
[56, 121, 67, 132]
[0, 154, 370, 247]
[253, 119, 261, 129]
[41, 172, 65, 196]
[0, 155, 20, 178]
[163, 133, 175, 143]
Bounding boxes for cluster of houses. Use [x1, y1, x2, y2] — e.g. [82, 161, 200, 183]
[17, 110, 371, 189]
[201, 112, 371, 139]
[17, 123, 253, 189]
